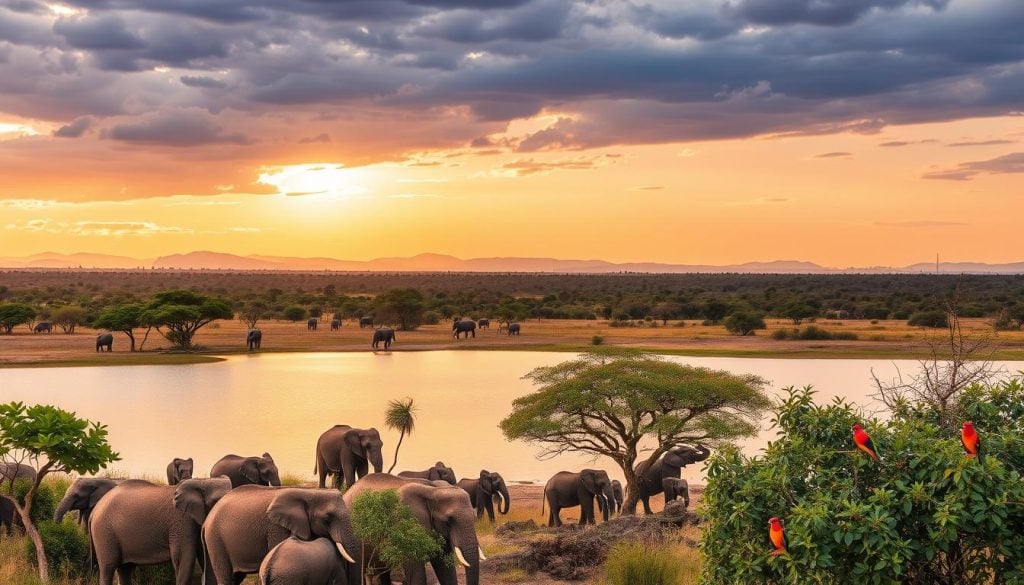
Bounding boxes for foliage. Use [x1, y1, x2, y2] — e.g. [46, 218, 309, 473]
[24, 520, 89, 578]
[238, 300, 270, 329]
[501, 350, 770, 514]
[91, 303, 149, 351]
[12, 480, 57, 526]
[604, 541, 693, 585]
[781, 303, 817, 325]
[48, 306, 87, 334]
[908, 310, 950, 328]
[700, 384, 1024, 585]
[592, 334, 605, 345]
[724, 312, 766, 336]
[0, 303, 36, 334]
[375, 288, 426, 331]
[384, 398, 418, 474]
[142, 290, 234, 349]
[350, 489, 443, 580]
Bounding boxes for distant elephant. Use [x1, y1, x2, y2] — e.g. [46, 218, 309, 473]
[91, 478, 230, 585]
[55, 477, 123, 527]
[542, 469, 614, 527]
[359, 317, 374, 329]
[371, 327, 395, 350]
[477, 319, 490, 329]
[247, 329, 262, 351]
[0, 462, 36, 485]
[330, 319, 341, 331]
[507, 323, 521, 336]
[662, 477, 690, 508]
[259, 537, 349, 585]
[458, 470, 510, 522]
[211, 453, 281, 488]
[307, 318, 318, 331]
[344, 473, 483, 585]
[203, 485, 358, 585]
[452, 320, 476, 339]
[399, 461, 457, 485]
[315, 425, 384, 488]
[33, 322, 52, 334]
[96, 333, 114, 352]
[0, 497, 12, 536]
[634, 444, 710, 514]
[166, 457, 194, 486]
[610, 480, 624, 515]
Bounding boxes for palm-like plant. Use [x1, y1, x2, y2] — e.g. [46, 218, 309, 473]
[384, 397, 417, 474]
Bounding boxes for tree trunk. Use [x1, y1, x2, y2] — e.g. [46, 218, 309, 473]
[386, 431, 405, 474]
[126, 330, 136, 352]
[21, 506, 48, 582]
[620, 465, 641, 516]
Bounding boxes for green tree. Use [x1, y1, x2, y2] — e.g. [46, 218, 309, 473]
[385, 398, 417, 474]
[92, 303, 150, 351]
[724, 311, 767, 336]
[375, 289, 426, 331]
[143, 290, 233, 349]
[781, 302, 816, 325]
[908, 310, 950, 328]
[0, 402, 119, 581]
[650, 302, 681, 325]
[500, 350, 770, 515]
[350, 489, 443, 583]
[282, 305, 307, 322]
[238, 300, 270, 329]
[49, 305, 87, 334]
[0, 303, 36, 334]
[703, 300, 730, 324]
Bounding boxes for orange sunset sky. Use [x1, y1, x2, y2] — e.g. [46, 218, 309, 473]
[0, 0, 1021, 267]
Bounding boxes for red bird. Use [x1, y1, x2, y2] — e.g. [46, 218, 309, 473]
[962, 421, 981, 458]
[768, 517, 788, 555]
[852, 423, 881, 463]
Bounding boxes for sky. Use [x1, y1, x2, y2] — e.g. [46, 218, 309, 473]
[0, 0, 1022, 266]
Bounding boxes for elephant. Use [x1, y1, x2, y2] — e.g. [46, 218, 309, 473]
[507, 323, 521, 336]
[542, 469, 614, 527]
[452, 320, 476, 339]
[202, 485, 358, 585]
[0, 497, 13, 537]
[0, 462, 36, 485]
[55, 477, 123, 527]
[634, 444, 710, 514]
[330, 319, 341, 331]
[371, 328, 395, 350]
[96, 333, 114, 352]
[662, 477, 690, 508]
[315, 425, 384, 488]
[211, 453, 282, 488]
[457, 470, 510, 522]
[610, 480, 624, 515]
[477, 318, 490, 329]
[343, 473, 483, 585]
[399, 461, 457, 485]
[259, 537, 348, 585]
[307, 318, 318, 331]
[167, 457, 194, 486]
[247, 329, 262, 351]
[90, 478, 230, 585]
[359, 317, 374, 329]
[33, 322, 53, 333]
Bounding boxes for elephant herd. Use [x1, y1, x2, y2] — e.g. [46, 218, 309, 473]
[452, 318, 522, 338]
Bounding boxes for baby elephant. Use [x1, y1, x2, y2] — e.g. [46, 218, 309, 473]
[259, 537, 348, 585]
[663, 477, 690, 508]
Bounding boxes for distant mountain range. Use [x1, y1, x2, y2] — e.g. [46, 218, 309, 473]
[2, 251, 1024, 274]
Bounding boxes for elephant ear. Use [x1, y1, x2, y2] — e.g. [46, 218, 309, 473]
[240, 459, 262, 484]
[87, 482, 109, 508]
[173, 481, 208, 525]
[479, 470, 490, 479]
[581, 471, 598, 494]
[267, 491, 313, 540]
[262, 452, 274, 462]
[428, 468, 442, 481]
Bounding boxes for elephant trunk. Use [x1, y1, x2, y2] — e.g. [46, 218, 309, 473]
[451, 513, 481, 585]
[497, 484, 510, 515]
[330, 520, 361, 585]
[369, 450, 384, 474]
[54, 494, 77, 522]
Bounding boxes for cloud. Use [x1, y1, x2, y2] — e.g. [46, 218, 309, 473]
[874, 220, 969, 227]
[298, 132, 332, 143]
[879, 140, 913, 147]
[54, 116, 94, 138]
[732, 0, 951, 26]
[105, 109, 252, 147]
[629, 185, 664, 191]
[923, 151, 1024, 180]
[947, 139, 1014, 147]
[180, 75, 228, 89]
[497, 154, 618, 176]
[814, 151, 853, 158]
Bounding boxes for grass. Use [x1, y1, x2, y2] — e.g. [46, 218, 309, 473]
[603, 540, 700, 585]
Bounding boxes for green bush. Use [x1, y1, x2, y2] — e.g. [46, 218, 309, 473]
[770, 328, 795, 340]
[591, 335, 605, 345]
[24, 520, 89, 577]
[13, 480, 59, 525]
[724, 312, 766, 336]
[604, 541, 688, 585]
[832, 331, 858, 341]
[796, 325, 832, 340]
[701, 382, 1024, 584]
[422, 311, 441, 325]
[908, 310, 949, 328]
[282, 305, 307, 322]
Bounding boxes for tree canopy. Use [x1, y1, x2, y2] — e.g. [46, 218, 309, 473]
[0, 303, 36, 334]
[500, 350, 771, 514]
[142, 290, 233, 349]
[92, 303, 149, 351]
[350, 489, 442, 581]
[375, 288, 426, 331]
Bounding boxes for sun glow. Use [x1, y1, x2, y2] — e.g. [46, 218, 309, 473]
[257, 163, 370, 199]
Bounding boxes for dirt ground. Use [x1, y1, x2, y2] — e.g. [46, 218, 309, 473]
[2, 316, 1022, 367]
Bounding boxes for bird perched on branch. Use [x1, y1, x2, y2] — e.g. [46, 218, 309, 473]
[962, 421, 981, 459]
[768, 517, 788, 555]
[852, 423, 881, 463]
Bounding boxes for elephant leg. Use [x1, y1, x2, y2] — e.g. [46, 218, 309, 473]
[116, 564, 133, 585]
[485, 499, 495, 523]
[233, 573, 246, 585]
[430, 554, 458, 585]
[641, 495, 653, 515]
[404, 561, 429, 585]
[97, 562, 117, 585]
[171, 538, 197, 585]
[356, 460, 368, 481]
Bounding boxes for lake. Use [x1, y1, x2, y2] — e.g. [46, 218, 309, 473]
[2, 352, 1019, 485]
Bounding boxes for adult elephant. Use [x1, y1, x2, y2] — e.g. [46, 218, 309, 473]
[90, 478, 231, 585]
[33, 322, 52, 334]
[344, 474, 483, 585]
[0, 462, 35, 485]
[55, 477, 123, 527]
[0, 497, 13, 536]
[307, 318, 318, 331]
[610, 480, 624, 515]
[247, 329, 262, 351]
[542, 469, 614, 527]
[259, 537, 349, 585]
[203, 486, 358, 585]
[96, 333, 114, 352]
[166, 457, 194, 486]
[399, 461, 457, 485]
[477, 318, 490, 329]
[452, 320, 476, 339]
[211, 453, 281, 488]
[634, 444, 710, 514]
[330, 319, 341, 331]
[662, 478, 690, 508]
[315, 425, 384, 488]
[507, 323, 521, 336]
[371, 328, 395, 350]
[359, 317, 374, 329]
[457, 470, 510, 522]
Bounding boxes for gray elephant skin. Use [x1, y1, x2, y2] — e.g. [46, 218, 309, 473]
[610, 480, 624, 515]
[34, 322, 52, 333]
[330, 319, 341, 331]
[259, 537, 348, 585]
[0, 462, 36, 485]
[211, 453, 282, 488]
[203, 485, 359, 585]
[96, 333, 114, 352]
[542, 469, 614, 527]
[477, 318, 489, 329]
[315, 425, 384, 488]
[457, 470, 510, 522]
[167, 457, 194, 486]
[344, 473, 483, 585]
[634, 444, 709, 514]
[399, 461, 457, 485]
[247, 329, 263, 350]
[55, 477, 123, 527]
[452, 320, 476, 339]
[662, 477, 690, 508]
[507, 323, 521, 336]
[307, 318, 318, 331]
[371, 328, 395, 349]
[90, 477, 230, 585]
[359, 317, 374, 329]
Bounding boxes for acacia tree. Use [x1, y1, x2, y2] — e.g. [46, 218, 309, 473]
[500, 350, 771, 515]
[92, 303, 151, 351]
[143, 290, 234, 349]
[375, 288, 426, 331]
[0, 303, 35, 334]
[0, 402, 119, 582]
[237, 301, 269, 329]
[50, 305, 87, 334]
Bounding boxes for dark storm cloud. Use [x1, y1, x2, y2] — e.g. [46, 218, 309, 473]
[732, 0, 950, 26]
[105, 109, 252, 146]
[54, 14, 145, 50]
[180, 75, 228, 89]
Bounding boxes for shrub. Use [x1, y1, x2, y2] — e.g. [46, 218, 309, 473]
[591, 335, 604, 346]
[832, 331, 858, 340]
[282, 305, 307, 322]
[422, 311, 440, 325]
[604, 541, 691, 585]
[796, 325, 832, 340]
[724, 312, 766, 336]
[770, 328, 795, 340]
[24, 520, 89, 577]
[350, 489, 442, 581]
[908, 310, 949, 328]
[13, 480, 58, 526]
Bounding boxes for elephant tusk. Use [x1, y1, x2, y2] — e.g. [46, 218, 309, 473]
[479, 547, 487, 561]
[336, 542, 356, 564]
[454, 546, 471, 568]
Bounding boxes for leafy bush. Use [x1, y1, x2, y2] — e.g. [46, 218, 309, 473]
[796, 325, 832, 340]
[591, 335, 605, 345]
[832, 331, 858, 341]
[350, 489, 442, 580]
[771, 328, 795, 340]
[701, 383, 1024, 584]
[724, 312, 766, 336]
[13, 480, 58, 526]
[908, 310, 949, 328]
[24, 520, 89, 577]
[282, 305, 307, 322]
[604, 541, 691, 585]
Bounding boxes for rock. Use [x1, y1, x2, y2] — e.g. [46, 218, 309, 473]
[495, 519, 539, 536]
